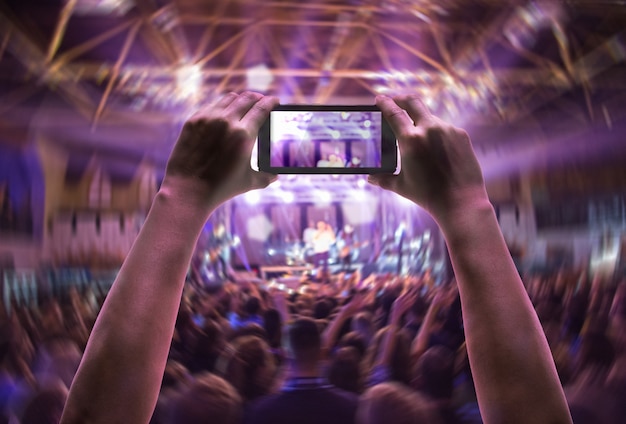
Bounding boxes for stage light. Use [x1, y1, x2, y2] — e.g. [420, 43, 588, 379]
[73, 0, 134, 15]
[282, 191, 295, 203]
[246, 214, 273, 242]
[364, 120, 371, 128]
[246, 64, 273, 92]
[244, 190, 262, 204]
[352, 190, 368, 202]
[357, 178, 367, 188]
[176, 64, 202, 101]
[316, 190, 332, 204]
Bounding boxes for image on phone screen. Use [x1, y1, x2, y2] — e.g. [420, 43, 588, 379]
[270, 110, 382, 168]
[258, 105, 397, 174]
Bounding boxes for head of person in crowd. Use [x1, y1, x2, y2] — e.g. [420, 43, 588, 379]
[262, 308, 282, 349]
[244, 296, 261, 318]
[328, 346, 362, 394]
[161, 360, 191, 392]
[313, 299, 333, 320]
[365, 326, 412, 386]
[411, 345, 455, 401]
[229, 322, 267, 342]
[357, 382, 441, 424]
[215, 290, 233, 318]
[169, 373, 241, 424]
[21, 384, 68, 424]
[39, 300, 65, 339]
[33, 337, 82, 390]
[572, 330, 616, 386]
[185, 320, 225, 374]
[288, 317, 323, 374]
[338, 331, 368, 361]
[217, 335, 276, 402]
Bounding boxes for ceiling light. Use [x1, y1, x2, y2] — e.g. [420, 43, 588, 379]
[246, 64, 273, 92]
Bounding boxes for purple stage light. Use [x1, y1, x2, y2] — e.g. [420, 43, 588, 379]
[282, 191, 295, 204]
[244, 190, 262, 205]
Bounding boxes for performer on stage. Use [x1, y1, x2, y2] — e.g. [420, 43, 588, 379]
[302, 220, 316, 258]
[336, 224, 357, 272]
[207, 223, 235, 282]
[312, 221, 335, 272]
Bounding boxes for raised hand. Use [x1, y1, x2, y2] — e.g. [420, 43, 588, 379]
[163, 91, 279, 210]
[390, 289, 418, 324]
[369, 94, 487, 221]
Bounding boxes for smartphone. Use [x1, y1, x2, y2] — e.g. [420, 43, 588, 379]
[257, 105, 398, 174]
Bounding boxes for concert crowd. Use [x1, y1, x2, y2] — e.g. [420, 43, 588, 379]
[0, 266, 624, 423]
[1, 92, 624, 424]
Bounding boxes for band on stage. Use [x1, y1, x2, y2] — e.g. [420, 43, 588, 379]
[191, 218, 435, 288]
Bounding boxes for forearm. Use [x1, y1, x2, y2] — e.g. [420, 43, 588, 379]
[437, 196, 571, 424]
[378, 314, 400, 366]
[322, 309, 349, 354]
[62, 188, 214, 424]
[411, 302, 439, 361]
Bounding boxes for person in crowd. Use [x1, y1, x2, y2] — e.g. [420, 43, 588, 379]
[58, 91, 572, 424]
[168, 373, 242, 424]
[327, 346, 362, 394]
[216, 335, 276, 404]
[21, 384, 68, 424]
[228, 296, 263, 330]
[244, 317, 359, 424]
[357, 381, 441, 424]
[262, 308, 285, 365]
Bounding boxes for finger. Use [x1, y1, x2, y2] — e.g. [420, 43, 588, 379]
[249, 171, 277, 190]
[223, 91, 264, 121]
[193, 92, 239, 118]
[213, 92, 240, 110]
[367, 174, 397, 191]
[240, 95, 280, 131]
[376, 95, 413, 137]
[393, 94, 432, 127]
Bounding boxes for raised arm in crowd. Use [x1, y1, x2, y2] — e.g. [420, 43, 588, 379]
[60, 92, 572, 424]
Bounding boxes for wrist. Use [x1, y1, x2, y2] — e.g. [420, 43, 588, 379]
[158, 175, 221, 216]
[434, 192, 494, 239]
[429, 186, 492, 226]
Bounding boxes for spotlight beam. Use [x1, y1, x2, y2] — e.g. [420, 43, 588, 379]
[259, 27, 305, 101]
[0, 8, 96, 121]
[45, 0, 78, 64]
[193, 0, 234, 62]
[213, 25, 260, 95]
[93, 21, 142, 129]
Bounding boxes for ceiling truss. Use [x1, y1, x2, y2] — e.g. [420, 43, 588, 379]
[0, 0, 623, 134]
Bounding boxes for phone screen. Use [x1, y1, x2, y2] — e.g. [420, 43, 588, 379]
[258, 105, 397, 174]
[269, 110, 383, 168]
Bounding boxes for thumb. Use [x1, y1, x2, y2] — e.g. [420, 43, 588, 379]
[368, 174, 397, 191]
[250, 171, 277, 190]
